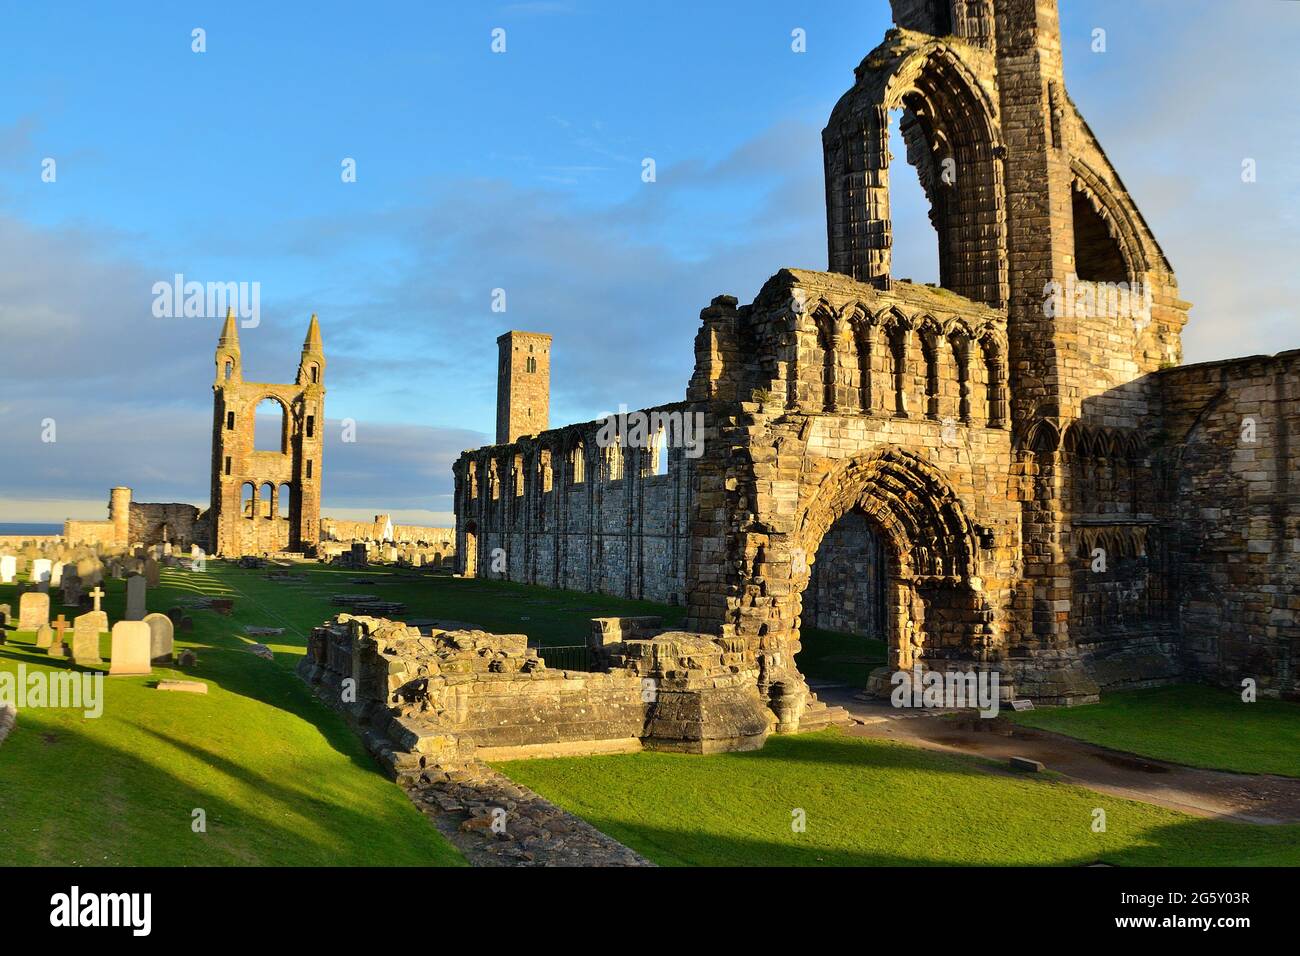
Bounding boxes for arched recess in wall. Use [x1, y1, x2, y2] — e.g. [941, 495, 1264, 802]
[1069, 160, 1150, 283]
[789, 447, 985, 673]
[279, 483, 292, 519]
[824, 42, 1008, 306]
[260, 481, 275, 518]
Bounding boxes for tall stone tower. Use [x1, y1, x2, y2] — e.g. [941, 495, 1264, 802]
[209, 311, 326, 556]
[495, 330, 551, 445]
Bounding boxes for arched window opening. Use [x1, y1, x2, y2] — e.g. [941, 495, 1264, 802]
[652, 426, 669, 476]
[279, 483, 292, 519]
[538, 449, 553, 493]
[241, 482, 255, 519]
[260, 482, 275, 518]
[570, 441, 585, 485]
[604, 440, 623, 482]
[888, 106, 943, 288]
[254, 398, 287, 452]
[1072, 186, 1129, 283]
[513, 454, 524, 496]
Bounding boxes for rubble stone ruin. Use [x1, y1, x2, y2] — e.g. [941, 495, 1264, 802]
[452, 0, 1300, 744]
[208, 310, 326, 557]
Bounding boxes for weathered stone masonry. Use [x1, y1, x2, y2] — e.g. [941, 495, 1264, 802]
[452, 0, 1298, 738]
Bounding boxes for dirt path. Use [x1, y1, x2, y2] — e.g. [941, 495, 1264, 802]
[813, 683, 1300, 824]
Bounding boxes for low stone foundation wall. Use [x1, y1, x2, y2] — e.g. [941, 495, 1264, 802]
[299, 613, 781, 781]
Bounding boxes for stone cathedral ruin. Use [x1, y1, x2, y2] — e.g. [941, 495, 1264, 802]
[444, 0, 1299, 756]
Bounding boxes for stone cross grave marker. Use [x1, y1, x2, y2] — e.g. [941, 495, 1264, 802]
[49, 614, 70, 657]
[90, 586, 104, 613]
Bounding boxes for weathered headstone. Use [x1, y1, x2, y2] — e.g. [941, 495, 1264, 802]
[50, 561, 64, 587]
[72, 611, 108, 665]
[125, 575, 147, 621]
[108, 621, 151, 675]
[144, 558, 161, 587]
[61, 573, 84, 608]
[36, 623, 53, 649]
[31, 558, 52, 589]
[0, 555, 15, 584]
[143, 612, 174, 663]
[18, 591, 50, 631]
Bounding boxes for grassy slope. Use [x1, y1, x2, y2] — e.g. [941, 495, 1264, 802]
[0, 561, 687, 865]
[499, 729, 1300, 867]
[0, 563, 464, 866]
[1004, 685, 1300, 778]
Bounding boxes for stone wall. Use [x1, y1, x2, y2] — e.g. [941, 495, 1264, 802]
[1157, 351, 1300, 696]
[805, 510, 887, 638]
[454, 402, 698, 606]
[128, 502, 202, 548]
[320, 517, 455, 549]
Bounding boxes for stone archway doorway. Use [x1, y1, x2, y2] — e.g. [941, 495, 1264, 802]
[799, 508, 891, 686]
[786, 448, 988, 697]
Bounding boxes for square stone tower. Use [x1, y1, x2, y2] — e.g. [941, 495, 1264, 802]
[209, 311, 326, 556]
[495, 330, 551, 445]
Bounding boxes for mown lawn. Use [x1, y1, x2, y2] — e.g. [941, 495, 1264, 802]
[795, 627, 886, 686]
[1004, 684, 1300, 778]
[0, 558, 686, 865]
[0, 561, 466, 866]
[498, 729, 1300, 867]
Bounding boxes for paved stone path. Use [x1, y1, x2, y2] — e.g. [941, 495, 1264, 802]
[403, 765, 653, 867]
[814, 683, 1300, 824]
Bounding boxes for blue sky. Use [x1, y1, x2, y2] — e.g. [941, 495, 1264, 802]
[1, 1, 1297, 524]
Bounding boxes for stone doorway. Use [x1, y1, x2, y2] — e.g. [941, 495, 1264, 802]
[799, 509, 891, 688]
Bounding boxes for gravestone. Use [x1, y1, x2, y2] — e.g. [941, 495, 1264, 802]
[143, 612, 174, 663]
[108, 621, 152, 675]
[36, 623, 53, 649]
[31, 558, 52, 589]
[89, 585, 105, 613]
[72, 611, 108, 665]
[61, 573, 84, 607]
[144, 558, 160, 587]
[50, 561, 64, 587]
[125, 575, 147, 621]
[18, 591, 50, 630]
[48, 615, 70, 658]
[0, 555, 15, 584]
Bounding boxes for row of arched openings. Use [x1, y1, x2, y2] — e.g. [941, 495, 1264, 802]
[241, 482, 293, 519]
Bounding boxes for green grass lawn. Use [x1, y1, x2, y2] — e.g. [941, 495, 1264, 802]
[0, 559, 686, 865]
[795, 627, 886, 686]
[498, 729, 1300, 866]
[1004, 684, 1300, 778]
[5, 558, 1297, 867]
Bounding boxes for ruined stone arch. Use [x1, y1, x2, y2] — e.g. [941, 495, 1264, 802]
[1069, 159, 1151, 281]
[824, 40, 1008, 306]
[253, 394, 290, 453]
[789, 447, 985, 671]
